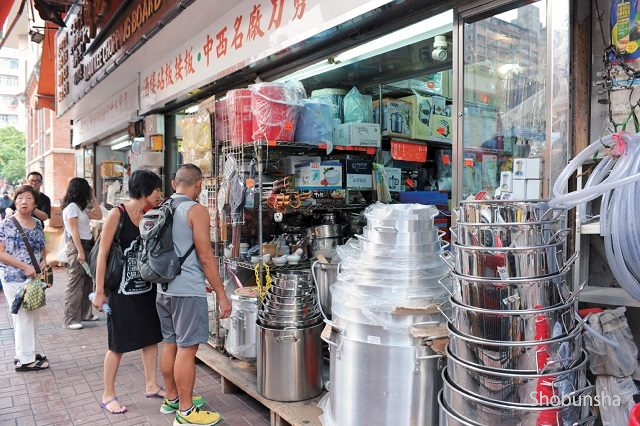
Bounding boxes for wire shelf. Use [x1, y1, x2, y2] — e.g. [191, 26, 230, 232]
[224, 258, 312, 271]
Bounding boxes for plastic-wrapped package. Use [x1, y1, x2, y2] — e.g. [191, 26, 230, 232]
[214, 99, 229, 142]
[343, 86, 373, 123]
[337, 238, 445, 270]
[583, 307, 639, 377]
[596, 376, 638, 425]
[227, 89, 252, 145]
[364, 201, 439, 221]
[250, 81, 306, 142]
[311, 88, 347, 123]
[318, 393, 335, 426]
[294, 99, 335, 148]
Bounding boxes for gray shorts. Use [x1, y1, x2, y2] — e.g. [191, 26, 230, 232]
[156, 293, 209, 347]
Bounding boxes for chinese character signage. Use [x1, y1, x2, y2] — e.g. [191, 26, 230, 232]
[140, 0, 393, 113]
[73, 80, 139, 146]
[56, 0, 176, 117]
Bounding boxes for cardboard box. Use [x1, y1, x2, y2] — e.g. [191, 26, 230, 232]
[526, 179, 542, 199]
[513, 179, 527, 199]
[343, 159, 373, 189]
[48, 206, 63, 228]
[500, 172, 513, 193]
[373, 98, 411, 138]
[334, 122, 381, 147]
[525, 158, 542, 179]
[401, 95, 432, 140]
[385, 167, 402, 192]
[430, 114, 452, 142]
[280, 155, 322, 174]
[513, 158, 527, 179]
[138, 151, 164, 167]
[295, 161, 343, 190]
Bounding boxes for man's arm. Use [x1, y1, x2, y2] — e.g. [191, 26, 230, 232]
[33, 195, 51, 221]
[189, 204, 231, 318]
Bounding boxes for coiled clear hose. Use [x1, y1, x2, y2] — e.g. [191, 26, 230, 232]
[550, 132, 640, 301]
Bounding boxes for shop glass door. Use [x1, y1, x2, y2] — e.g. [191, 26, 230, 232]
[455, 0, 569, 201]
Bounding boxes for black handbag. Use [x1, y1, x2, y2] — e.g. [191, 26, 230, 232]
[89, 204, 125, 295]
[11, 286, 25, 314]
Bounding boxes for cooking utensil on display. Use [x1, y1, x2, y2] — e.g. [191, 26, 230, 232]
[229, 173, 246, 258]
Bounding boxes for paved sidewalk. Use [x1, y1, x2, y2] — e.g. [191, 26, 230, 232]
[0, 268, 270, 426]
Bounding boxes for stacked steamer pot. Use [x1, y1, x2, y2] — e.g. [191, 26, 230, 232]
[322, 203, 450, 426]
[439, 199, 595, 426]
[257, 271, 324, 402]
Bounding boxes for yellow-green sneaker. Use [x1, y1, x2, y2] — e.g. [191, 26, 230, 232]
[160, 395, 206, 414]
[174, 406, 221, 426]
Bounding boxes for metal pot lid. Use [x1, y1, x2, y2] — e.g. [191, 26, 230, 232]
[232, 286, 259, 301]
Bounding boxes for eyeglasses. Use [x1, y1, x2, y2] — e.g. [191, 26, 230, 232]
[27, 179, 42, 184]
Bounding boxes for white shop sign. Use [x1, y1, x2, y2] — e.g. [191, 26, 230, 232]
[73, 80, 139, 147]
[139, 0, 394, 113]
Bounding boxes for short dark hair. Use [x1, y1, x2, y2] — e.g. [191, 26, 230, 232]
[175, 164, 202, 186]
[13, 185, 39, 204]
[129, 169, 162, 199]
[62, 178, 92, 210]
[27, 171, 43, 181]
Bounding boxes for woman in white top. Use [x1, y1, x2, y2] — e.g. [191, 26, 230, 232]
[62, 178, 102, 329]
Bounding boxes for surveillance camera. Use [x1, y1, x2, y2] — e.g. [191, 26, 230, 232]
[432, 35, 448, 62]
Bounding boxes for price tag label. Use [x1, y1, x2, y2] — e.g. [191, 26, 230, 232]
[497, 266, 509, 280]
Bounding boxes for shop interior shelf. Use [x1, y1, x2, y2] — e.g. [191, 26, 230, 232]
[464, 146, 513, 156]
[262, 202, 368, 213]
[383, 135, 452, 149]
[579, 286, 640, 308]
[224, 258, 312, 271]
[580, 221, 601, 235]
[222, 140, 377, 155]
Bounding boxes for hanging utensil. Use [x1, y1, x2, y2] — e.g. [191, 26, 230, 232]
[229, 174, 246, 258]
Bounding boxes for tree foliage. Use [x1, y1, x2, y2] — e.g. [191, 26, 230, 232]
[0, 127, 26, 185]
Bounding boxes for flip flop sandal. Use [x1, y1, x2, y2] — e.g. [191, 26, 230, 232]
[14, 354, 46, 365]
[100, 397, 128, 414]
[15, 358, 49, 372]
[145, 386, 166, 399]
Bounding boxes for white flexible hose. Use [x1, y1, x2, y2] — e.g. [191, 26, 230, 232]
[551, 132, 640, 302]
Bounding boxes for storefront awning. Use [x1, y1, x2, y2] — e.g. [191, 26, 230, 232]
[0, 0, 16, 31]
[36, 23, 56, 111]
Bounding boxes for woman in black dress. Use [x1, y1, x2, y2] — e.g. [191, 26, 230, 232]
[92, 170, 165, 414]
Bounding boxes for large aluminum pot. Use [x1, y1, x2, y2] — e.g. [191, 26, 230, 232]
[442, 370, 596, 426]
[452, 221, 569, 248]
[256, 322, 323, 401]
[362, 228, 443, 245]
[447, 322, 584, 373]
[337, 274, 447, 301]
[323, 325, 444, 426]
[441, 257, 577, 310]
[443, 242, 573, 279]
[446, 346, 588, 405]
[438, 391, 478, 426]
[357, 235, 447, 256]
[455, 199, 564, 224]
[311, 260, 338, 318]
[447, 296, 577, 342]
[225, 288, 259, 361]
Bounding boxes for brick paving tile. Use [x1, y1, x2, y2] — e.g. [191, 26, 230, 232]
[0, 268, 270, 425]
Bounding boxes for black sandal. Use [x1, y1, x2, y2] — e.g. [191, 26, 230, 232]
[14, 354, 46, 365]
[15, 358, 49, 372]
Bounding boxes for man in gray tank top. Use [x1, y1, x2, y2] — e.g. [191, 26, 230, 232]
[156, 164, 231, 426]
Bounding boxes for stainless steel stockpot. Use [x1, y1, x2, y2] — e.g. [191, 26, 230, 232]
[361, 228, 443, 245]
[276, 270, 312, 281]
[264, 292, 317, 305]
[438, 391, 479, 426]
[309, 224, 342, 239]
[271, 279, 314, 291]
[452, 221, 569, 248]
[443, 242, 572, 279]
[447, 296, 577, 342]
[256, 322, 323, 401]
[261, 303, 318, 317]
[447, 322, 583, 373]
[455, 199, 564, 223]
[323, 325, 443, 426]
[442, 369, 596, 426]
[445, 346, 588, 405]
[269, 286, 315, 298]
[257, 313, 322, 329]
[442, 261, 576, 310]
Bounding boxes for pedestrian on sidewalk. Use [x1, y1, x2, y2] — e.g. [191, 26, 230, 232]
[6, 172, 51, 222]
[0, 185, 50, 371]
[156, 164, 231, 426]
[91, 170, 166, 415]
[62, 178, 102, 329]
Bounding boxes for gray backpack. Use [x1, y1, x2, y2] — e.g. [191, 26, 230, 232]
[137, 197, 195, 288]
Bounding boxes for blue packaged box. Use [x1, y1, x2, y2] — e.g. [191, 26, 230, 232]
[399, 191, 448, 205]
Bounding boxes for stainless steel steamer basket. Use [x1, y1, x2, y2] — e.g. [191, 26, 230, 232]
[443, 242, 572, 279]
[447, 322, 584, 373]
[452, 221, 568, 248]
[445, 346, 589, 405]
[455, 199, 563, 223]
[442, 369, 596, 426]
[441, 262, 576, 310]
[447, 296, 577, 342]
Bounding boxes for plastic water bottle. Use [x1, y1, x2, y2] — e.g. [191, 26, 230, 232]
[88, 292, 111, 315]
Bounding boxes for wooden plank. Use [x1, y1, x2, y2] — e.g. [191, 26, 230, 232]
[571, 0, 592, 156]
[197, 344, 324, 426]
[220, 376, 240, 394]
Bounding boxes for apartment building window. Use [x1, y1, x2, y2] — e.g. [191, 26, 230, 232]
[0, 114, 18, 124]
[0, 75, 19, 87]
[0, 58, 19, 69]
[0, 95, 18, 109]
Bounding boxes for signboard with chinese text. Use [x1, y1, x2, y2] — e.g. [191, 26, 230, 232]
[139, 0, 394, 113]
[56, 0, 176, 117]
[73, 80, 139, 146]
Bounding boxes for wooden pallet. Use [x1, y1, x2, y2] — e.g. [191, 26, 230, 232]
[196, 343, 324, 426]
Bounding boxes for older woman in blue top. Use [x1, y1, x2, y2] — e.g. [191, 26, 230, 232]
[0, 185, 50, 371]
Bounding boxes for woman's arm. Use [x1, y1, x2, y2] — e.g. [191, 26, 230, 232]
[0, 242, 36, 277]
[87, 196, 102, 220]
[67, 216, 86, 263]
[92, 208, 120, 309]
